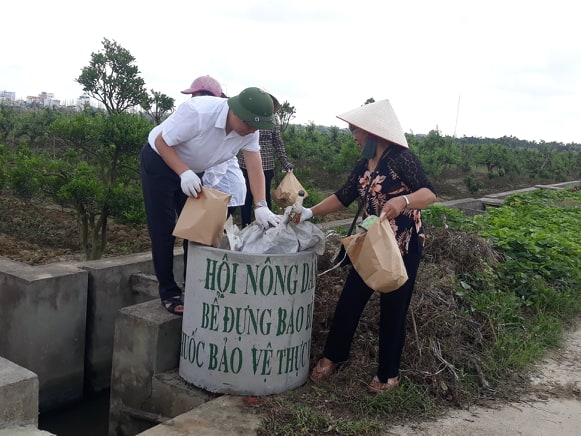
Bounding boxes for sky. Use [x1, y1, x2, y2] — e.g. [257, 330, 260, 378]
[2, 0, 580, 144]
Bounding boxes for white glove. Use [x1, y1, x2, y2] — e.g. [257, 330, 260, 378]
[254, 207, 282, 228]
[180, 170, 202, 197]
[300, 208, 313, 222]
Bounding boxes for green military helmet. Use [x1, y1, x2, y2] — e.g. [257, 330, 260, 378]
[228, 87, 275, 129]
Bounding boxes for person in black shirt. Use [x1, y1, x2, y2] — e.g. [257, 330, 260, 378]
[300, 99, 437, 392]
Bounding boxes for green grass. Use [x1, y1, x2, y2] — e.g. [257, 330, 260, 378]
[355, 380, 434, 419]
[260, 396, 383, 435]
[457, 187, 581, 379]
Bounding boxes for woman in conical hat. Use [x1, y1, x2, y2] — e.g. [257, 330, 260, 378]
[298, 99, 437, 392]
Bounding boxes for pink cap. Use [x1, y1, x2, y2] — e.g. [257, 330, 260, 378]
[181, 75, 222, 96]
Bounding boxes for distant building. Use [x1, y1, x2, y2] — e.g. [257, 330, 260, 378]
[0, 90, 16, 102]
[39, 92, 53, 103]
[77, 94, 91, 109]
[1, 89, 97, 112]
[26, 95, 40, 105]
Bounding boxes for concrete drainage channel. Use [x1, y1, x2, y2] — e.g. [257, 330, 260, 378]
[38, 390, 110, 436]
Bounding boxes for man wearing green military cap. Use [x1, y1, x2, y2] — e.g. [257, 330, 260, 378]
[141, 86, 280, 315]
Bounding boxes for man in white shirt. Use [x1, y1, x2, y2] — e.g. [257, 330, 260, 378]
[141, 87, 280, 315]
[180, 75, 247, 217]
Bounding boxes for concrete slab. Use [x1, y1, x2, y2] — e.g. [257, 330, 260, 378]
[0, 357, 39, 428]
[78, 252, 158, 394]
[480, 197, 504, 207]
[136, 396, 261, 436]
[439, 198, 485, 216]
[483, 186, 539, 199]
[109, 299, 181, 435]
[0, 427, 54, 435]
[150, 369, 215, 419]
[109, 300, 212, 436]
[0, 260, 87, 413]
[130, 273, 159, 298]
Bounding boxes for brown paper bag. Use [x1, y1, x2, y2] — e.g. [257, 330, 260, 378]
[172, 187, 231, 247]
[341, 219, 408, 292]
[273, 172, 308, 208]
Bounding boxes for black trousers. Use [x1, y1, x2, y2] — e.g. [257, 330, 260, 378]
[322, 233, 421, 382]
[140, 144, 189, 301]
[239, 168, 274, 227]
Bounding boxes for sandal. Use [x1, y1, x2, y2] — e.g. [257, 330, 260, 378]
[162, 296, 184, 316]
[309, 358, 338, 383]
[368, 375, 399, 393]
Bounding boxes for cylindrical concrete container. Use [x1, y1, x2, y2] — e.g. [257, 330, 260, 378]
[179, 243, 317, 395]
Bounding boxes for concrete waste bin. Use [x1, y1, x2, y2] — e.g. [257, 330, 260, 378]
[179, 242, 317, 395]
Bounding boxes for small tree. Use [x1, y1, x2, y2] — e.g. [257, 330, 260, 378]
[76, 38, 148, 114]
[413, 130, 461, 180]
[47, 111, 152, 259]
[277, 101, 296, 132]
[141, 89, 175, 125]
[7, 146, 44, 199]
[0, 104, 16, 143]
[13, 107, 62, 148]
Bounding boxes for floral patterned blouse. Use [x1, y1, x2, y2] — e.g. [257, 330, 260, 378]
[334, 146, 435, 256]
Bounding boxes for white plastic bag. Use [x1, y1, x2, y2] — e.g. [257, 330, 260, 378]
[239, 221, 325, 255]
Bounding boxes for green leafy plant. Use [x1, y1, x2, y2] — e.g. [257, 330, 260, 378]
[8, 146, 44, 199]
[456, 188, 581, 380]
[474, 189, 581, 302]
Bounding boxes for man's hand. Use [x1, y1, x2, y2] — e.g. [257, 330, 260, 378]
[255, 207, 282, 228]
[179, 170, 202, 197]
[300, 208, 313, 222]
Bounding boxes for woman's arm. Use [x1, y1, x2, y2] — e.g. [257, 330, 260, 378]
[402, 187, 437, 210]
[311, 194, 345, 217]
[380, 187, 437, 221]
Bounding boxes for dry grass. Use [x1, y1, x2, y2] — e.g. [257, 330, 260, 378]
[254, 228, 525, 435]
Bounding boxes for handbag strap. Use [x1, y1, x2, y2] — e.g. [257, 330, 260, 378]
[346, 180, 373, 236]
[346, 146, 397, 235]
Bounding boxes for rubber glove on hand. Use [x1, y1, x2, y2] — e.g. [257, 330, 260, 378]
[255, 207, 282, 229]
[300, 208, 313, 222]
[180, 170, 202, 197]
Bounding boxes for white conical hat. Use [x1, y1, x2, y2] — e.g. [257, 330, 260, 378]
[337, 100, 408, 148]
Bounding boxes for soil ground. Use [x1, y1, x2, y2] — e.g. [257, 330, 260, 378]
[389, 323, 581, 435]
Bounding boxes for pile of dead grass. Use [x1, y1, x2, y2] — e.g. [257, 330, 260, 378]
[257, 227, 521, 435]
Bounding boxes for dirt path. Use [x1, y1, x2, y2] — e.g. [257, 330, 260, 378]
[389, 323, 581, 435]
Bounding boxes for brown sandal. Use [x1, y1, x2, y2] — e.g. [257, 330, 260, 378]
[309, 358, 338, 383]
[368, 375, 399, 393]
